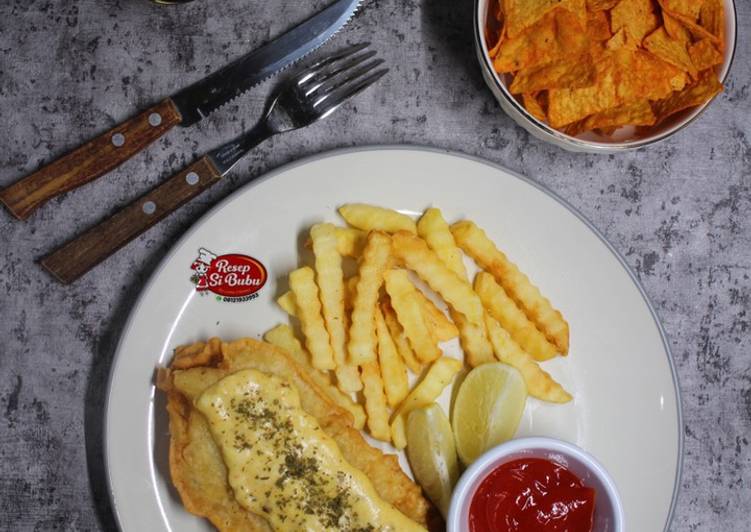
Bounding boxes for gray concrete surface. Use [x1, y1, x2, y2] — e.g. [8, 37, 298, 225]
[0, 0, 749, 530]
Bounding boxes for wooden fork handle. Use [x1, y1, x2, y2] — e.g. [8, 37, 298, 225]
[0, 98, 182, 220]
[40, 155, 222, 284]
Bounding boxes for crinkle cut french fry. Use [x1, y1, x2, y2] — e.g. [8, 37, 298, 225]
[304, 226, 366, 257]
[453, 310, 496, 367]
[334, 364, 362, 394]
[311, 223, 362, 393]
[263, 324, 367, 428]
[375, 305, 410, 407]
[417, 207, 468, 279]
[345, 276, 359, 311]
[310, 223, 347, 365]
[484, 315, 572, 403]
[361, 361, 392, 442]
[414, 289, 459, 342]
[392, 231, 486, 326]
[339, 203, 417, 234]
[334, 362, 363, 394]
[384, 269, 442, 363]
[335, 226, 368, 257]
[389, 357, 463, 449]
[276, 288, 363, 385]
[390, 415, 407, 450]
[393, 229, 494, 366]
[289, 267, 336, 370]
[474, 272, 558, 362]
[391, 357, 464, 420]
[415, 208, 493, 365]
[348, 231, 392, 365]
[452, 220, 569, 354]
[381, 300, 425, 375]
[277, 290, 297, 317]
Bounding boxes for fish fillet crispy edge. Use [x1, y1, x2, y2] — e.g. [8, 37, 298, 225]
[157, 337, 439, 531]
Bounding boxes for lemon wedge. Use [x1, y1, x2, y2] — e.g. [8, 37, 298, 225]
[405, 404, 459, 518]
[451, 362, 527, 465]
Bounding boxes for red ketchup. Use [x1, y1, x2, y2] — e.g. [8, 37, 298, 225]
[468, 458, 596, 532]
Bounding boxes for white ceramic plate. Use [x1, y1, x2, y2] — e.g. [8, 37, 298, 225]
[105, 147, 682, 532]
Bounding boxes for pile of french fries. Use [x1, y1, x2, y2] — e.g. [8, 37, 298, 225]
[264, 204, 572, 448]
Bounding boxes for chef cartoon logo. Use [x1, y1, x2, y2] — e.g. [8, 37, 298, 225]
[190, 248, 267, 302]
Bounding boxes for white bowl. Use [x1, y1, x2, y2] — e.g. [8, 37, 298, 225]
[447, 437, 625, 532]
[474, 0, 738, 153]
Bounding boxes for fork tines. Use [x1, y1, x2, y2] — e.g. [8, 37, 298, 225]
[297, 43, 388, 116]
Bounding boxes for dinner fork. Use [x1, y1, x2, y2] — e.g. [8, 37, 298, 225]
[41, 43, 387, 284]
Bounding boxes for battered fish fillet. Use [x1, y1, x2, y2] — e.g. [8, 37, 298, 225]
[158, 337, 437, 531]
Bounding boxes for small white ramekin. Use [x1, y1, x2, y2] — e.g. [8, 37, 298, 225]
[447, 437, 625, 532]
[474, 0, 737, 153]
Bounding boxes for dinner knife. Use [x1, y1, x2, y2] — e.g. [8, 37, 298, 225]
[0, 0, 361, 220]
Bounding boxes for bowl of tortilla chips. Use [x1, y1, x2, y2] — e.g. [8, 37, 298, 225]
[475, 0, 736, 152]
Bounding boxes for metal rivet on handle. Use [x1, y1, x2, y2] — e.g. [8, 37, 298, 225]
[148, 112, 162, 127]
[185, 172, 199, 186]
[142, 201, 156, 215]
[111, 133, 125, 147]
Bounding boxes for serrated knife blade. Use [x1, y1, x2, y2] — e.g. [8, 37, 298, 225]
[0, 0, 361, 220]
[172, 0, 362, 125]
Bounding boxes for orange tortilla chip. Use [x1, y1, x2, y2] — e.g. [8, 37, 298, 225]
[489, 0, 725, 138]
[548, 48, 686, 127]
[652, 72, 723, 123]
[699, 0, 725, 47]
[606, 28, 640, 50]
[643, 26, 698, 78]
[688, 39, 723, 71]
[486, 0, 505, 52]
[661, 0, 702, 21]
[488, 39, 502, 61]
[523, 93, 548, 122]
[494, 8, 587, 72]
[561, 100, 656, 136]
[586, 0, 620, 11]
[610, 0, 659, 42]
[587, 10, 612, 41]
[582, 99, 657, 130]
[494, 10, 556, 72]
[560, 0, 588, 28]
[615, 48, 688, 100]
[561, 119, 588, 137]
[548, 71, 618, 127]
[668, 11, 722, 44]
[502, 0, 564, 38]
[663, 11, 692, 46]
[509, 55, 596, 93]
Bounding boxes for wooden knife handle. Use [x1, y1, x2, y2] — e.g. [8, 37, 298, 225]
[0, 98, 182, 220]
[40, 156, 222, 284]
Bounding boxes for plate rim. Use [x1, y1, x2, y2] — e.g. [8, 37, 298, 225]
[103, 145, 684, 531]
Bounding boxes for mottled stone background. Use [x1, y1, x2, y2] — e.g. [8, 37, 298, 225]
[0, 0, 748, 530]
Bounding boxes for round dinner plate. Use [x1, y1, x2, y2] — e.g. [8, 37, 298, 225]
[105, 147, 682, 532]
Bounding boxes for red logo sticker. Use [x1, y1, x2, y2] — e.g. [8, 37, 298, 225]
[190, 248, 267, 302]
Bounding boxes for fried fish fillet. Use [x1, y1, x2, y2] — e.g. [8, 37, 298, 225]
[158, 337, 436, 531]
